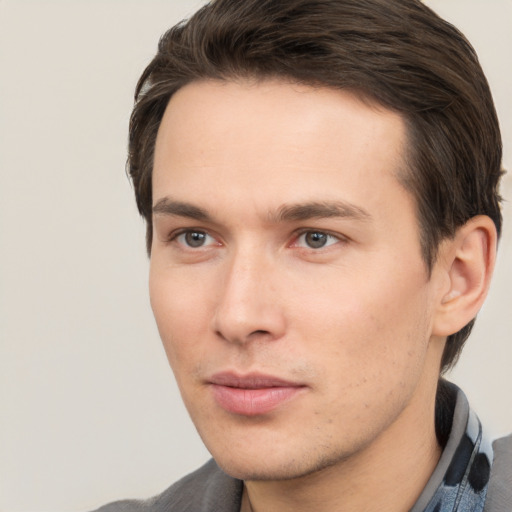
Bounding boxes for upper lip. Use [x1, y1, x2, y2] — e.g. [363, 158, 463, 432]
[208, 372, 304, 389]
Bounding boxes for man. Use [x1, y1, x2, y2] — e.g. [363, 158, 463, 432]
[96, 0, 510, 510]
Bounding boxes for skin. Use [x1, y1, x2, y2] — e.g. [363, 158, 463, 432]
[149, 79, 490, 511]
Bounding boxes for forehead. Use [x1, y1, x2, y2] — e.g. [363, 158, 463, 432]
[153, 79, 410, 220]
[156, 79, 405, 158]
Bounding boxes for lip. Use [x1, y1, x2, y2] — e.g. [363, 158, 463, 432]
[208, 372, 306, 416]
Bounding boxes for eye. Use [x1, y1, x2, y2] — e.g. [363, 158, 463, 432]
[295, 231, 340, 249]
[175, 230, 218, 248]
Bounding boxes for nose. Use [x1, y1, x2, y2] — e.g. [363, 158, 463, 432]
[211, 249, 287, 345]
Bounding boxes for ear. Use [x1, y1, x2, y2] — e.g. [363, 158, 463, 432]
[432, 215, 497, 337]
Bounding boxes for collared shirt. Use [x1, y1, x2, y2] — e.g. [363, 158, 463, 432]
[412, 383, 493, 511]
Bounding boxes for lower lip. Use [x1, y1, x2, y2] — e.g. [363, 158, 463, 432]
[210, 384, 304, 416]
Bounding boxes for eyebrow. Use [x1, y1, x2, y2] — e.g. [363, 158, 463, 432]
[152, 197, 372, 223]
[272, 201, 372, 223]
[152, 198, 211, 221]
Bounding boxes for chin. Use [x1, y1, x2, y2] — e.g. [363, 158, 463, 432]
[208, 440, 354, 482]
[214, 458, 307, 482]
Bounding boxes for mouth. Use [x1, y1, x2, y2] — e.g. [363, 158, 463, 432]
[208, 372, 307, 416]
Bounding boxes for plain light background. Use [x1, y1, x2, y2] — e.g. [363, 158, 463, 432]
[0, 1, 511, 511]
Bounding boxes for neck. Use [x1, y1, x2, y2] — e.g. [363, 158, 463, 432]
[242, 375, 442, 512]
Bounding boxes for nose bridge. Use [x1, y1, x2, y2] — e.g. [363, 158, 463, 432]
[212, 242, 285, 344]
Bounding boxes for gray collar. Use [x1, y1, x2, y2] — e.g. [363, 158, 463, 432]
[411, 385, 493, 511]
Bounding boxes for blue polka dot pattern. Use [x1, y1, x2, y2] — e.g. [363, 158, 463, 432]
[423, 410, 492, 512]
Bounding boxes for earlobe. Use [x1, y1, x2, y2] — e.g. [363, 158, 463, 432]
[432, 215, 497, 337]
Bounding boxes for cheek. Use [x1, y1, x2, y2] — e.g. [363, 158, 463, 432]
[149, 265, 212, 368]
[294, 265, 432, 381]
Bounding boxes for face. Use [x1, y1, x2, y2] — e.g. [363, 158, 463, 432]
[150, 80, 445, 480]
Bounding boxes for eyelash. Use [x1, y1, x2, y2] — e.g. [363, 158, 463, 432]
[168, 229, 219, 248]
[292, 229, 345, 250]
[168, 228, 346, 251]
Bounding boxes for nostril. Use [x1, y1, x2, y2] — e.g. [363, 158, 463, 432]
[251, 330, 270, 336]
[215, 328, 274, 345]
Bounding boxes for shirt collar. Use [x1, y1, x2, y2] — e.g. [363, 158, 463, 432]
[411, 382, 493, 512]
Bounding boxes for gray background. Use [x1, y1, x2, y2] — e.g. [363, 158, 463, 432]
[1, 1, 511, 510]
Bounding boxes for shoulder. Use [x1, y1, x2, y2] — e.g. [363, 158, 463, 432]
[484, 434, 512, 512]
[91, 459, 243, 512]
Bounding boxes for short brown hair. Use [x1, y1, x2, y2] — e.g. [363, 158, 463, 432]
[128, 0, 503, 372]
